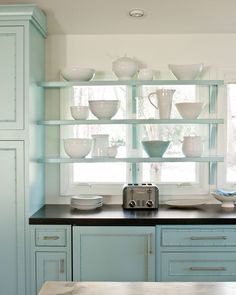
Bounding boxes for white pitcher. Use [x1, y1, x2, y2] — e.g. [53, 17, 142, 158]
[148, 89, 175, 119]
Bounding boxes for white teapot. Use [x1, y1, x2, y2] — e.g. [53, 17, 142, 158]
[112, 55, 138, 80]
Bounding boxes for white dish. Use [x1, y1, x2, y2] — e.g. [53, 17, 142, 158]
[211, 193, 236, 208]
[61, 67, 95, 81]
[71, 203, 103, 210]
[89, 100, 120, 120]
[71, 196, 103, 201]
[165, 199, 206, 208]
[168, 63, 203, 80]
[175, 102, 204, 119]
[70, 106, 89, 120]
[63, 138, 92, 158]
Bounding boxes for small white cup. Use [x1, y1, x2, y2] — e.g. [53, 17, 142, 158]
[138, 68, 154, 80]
[70, 106, 89, 120]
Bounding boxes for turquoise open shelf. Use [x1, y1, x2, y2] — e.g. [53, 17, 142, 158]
[39, 156, 224, 164]
[38, 118, 224, 125]
[39, 79, 224, 88]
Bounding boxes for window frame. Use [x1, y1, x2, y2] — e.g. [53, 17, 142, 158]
[59, 83, 216, 198]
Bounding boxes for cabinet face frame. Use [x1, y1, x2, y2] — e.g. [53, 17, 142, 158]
[0, 25, 24, 130]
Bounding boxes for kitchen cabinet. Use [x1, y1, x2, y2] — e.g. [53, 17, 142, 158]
[0, 141, 25, 295]
[73, 226, 155, 282]
[0, 26, 24, 129]
[39, 79, 224, 184]
[0, 5, 47, 295]
[31, 225, 72, 295]
[156, 225, 236, 281]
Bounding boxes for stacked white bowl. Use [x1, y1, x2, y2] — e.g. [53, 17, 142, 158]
[70, 195, 103, 210]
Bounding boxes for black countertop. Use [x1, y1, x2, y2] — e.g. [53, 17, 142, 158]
[29, 204, 236, 226]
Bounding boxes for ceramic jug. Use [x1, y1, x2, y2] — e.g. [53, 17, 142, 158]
[91, 134, 109, 157]
[148, 89, 175, 119]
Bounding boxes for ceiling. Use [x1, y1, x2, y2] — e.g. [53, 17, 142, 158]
[1, 0, 236, 34]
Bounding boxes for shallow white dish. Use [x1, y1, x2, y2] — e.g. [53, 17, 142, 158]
[211, 193, 236, 208]
[70, 202, 103, 210]
[61, 67, 95, 81]
[71, 196, 103, 205]
[168, 63, 203, 80]
[165, 199, 206, 208]
[175, 102, 204, 119]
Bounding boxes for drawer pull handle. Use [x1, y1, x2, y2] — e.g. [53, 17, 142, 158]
[149, 234, 153, 255]
[190, 267, 225, 271]
[190, 236, 227, 240]
[42, 236, 60, 240]
[60, 259, 65, 273]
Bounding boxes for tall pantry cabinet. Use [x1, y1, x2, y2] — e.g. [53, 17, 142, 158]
[0, 5, 47, 295]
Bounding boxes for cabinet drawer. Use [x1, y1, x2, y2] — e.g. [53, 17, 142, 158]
[161, 252, 236, 281]
[35, 228, 67, 247]
[161, 227, 236, 247]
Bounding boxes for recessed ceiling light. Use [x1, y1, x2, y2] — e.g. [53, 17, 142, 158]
[129, 8, 145, 18]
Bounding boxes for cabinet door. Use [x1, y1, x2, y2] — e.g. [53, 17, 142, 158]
[36, 252, 68, 292]
[0, 26, 24, 129]
[0, 141, 25, 295]
[73, 226, 155, 282]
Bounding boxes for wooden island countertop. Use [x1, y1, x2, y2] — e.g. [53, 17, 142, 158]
[38, 281, 236, 295]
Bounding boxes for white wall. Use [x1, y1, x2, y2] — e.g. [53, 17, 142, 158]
[45, 34, 236, 204]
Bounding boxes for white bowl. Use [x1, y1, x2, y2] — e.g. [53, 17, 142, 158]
[70, 106, 89, 120]
[168, 64, 203, 80]
[63, 138, 92, 158]
[61, 67, 95, 81]
[89, 100, 120, 120]
[175, 102, 204, 119]
[211, 193, 236, 208]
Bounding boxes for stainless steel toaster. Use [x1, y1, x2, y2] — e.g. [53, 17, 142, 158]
[123, 183, 159, 209]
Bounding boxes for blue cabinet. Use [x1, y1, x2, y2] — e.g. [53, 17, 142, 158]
[31, 225, 72, 295]
[0, 5, 47, 295]
[73, 226, 155, 282]
[156, 225, 236, 282]
[0, 141, 25, 295]
[0, 26, 24, 129]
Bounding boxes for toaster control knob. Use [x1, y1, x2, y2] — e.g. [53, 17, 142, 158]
[129, 200, 137, 208]
[146, 200, 154, 207]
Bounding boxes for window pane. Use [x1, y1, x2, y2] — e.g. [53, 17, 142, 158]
[72, 86, 127, 184]
[227, 84, 236, 182]
[139, 85, 198, 183]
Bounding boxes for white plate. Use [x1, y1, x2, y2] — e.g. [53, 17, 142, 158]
[71, 203, 103, 210]
[165, 199, 206, 208]
[71, 196, 103, 205]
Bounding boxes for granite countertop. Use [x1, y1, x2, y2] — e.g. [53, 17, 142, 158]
[29, 204, 236, 225]
[38, 281, 236, 295]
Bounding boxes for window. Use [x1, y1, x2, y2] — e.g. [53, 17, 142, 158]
[220, 84, 236, 185]
[60, 84, 210, 197]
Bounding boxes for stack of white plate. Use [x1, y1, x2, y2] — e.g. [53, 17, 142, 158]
[70, 195, 103, 210]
